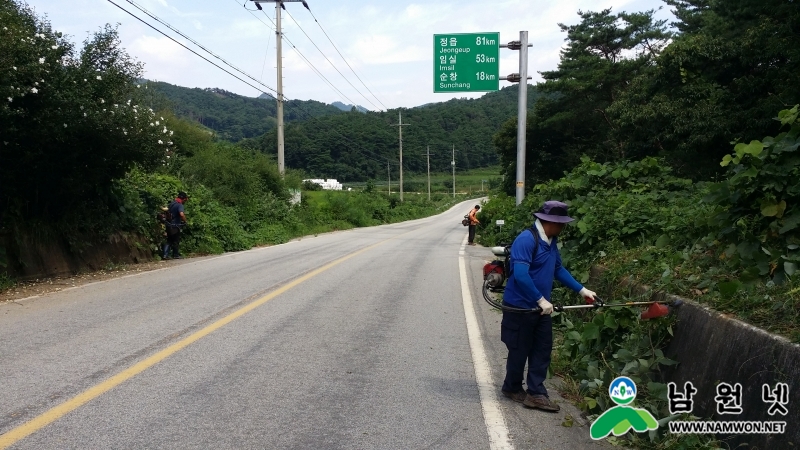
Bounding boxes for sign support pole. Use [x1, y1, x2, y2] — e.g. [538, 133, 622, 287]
[515, 31, 528, 206]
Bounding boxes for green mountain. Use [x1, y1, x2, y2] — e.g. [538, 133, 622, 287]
[245, 85, 544, 182]
[331, 101, 368, 113]
[149, 81, 343, 141]
[152, 80, 543, 181]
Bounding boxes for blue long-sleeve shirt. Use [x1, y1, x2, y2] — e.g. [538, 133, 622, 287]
[503, 225, 583, 309]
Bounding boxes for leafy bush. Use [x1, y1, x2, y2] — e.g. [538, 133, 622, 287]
[479, 157, 706, 279]
[302, 180, 323, 191]
[402, 181, 424, 192]
[703, 106, 800, 284]
[1, 2, 174, 221]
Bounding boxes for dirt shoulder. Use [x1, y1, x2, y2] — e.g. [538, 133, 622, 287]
[0, 258, 197, 303]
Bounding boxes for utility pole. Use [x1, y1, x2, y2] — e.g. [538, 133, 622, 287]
[451, 144, 456, 198]
[500, 31, 532, 205]
[392, 111, 409, 201]
[426, 145, 432, 201]
[275, 1, 284, 176]
[387, 160, 391, 195]
[250, 0, 308, 176]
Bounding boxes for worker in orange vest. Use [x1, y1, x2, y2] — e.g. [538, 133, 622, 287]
[467, 204, 481, 246]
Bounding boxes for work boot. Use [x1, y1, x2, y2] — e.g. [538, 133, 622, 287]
[523, 394, 560, 412]
[501, 389, 528, 403]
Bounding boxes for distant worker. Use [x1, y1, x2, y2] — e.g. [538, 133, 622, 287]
[500, 200, 598, 412]
[163, 191, 188, 260]
[467, 204, 481, 246]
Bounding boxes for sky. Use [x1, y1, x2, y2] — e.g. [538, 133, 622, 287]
[23, 0, 674, 110]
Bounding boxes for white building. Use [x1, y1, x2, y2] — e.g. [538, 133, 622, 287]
[303, 179, 343, 190]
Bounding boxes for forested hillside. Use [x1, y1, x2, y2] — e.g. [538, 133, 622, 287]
[242, 85, 544, 182]
[152, 79, 542, 182]
[148, 81, 343, 141]
[0, 1, 471, 279]
[494, 1, 800, 191]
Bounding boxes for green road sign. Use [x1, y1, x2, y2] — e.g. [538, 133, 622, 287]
[433, 32, 500, 93]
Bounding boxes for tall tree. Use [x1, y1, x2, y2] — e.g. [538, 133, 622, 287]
[495, 8, 671, 192]
[609, 0, 800, 178]
[1, 0, 173, 221]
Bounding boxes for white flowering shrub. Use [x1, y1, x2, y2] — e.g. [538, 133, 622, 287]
[0, 1, 173, 220]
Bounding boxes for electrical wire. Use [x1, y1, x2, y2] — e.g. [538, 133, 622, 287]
[304, 6, 388, 111]
[110, 0, 395, 169]
[106, 0, 276, 96]
[284, 9, 381, 112]
[120, 0, 278, 96]
[237, 2, 365, 116]
[259, 13, 273, 82]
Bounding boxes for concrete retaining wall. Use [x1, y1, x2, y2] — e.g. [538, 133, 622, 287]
[590, 267, 799, 449]
[1, 230, 153, 280]
[662, 296, 799, 449]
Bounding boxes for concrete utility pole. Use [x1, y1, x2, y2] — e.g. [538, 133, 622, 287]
[392, 111, 409, 201]
[451, 144, 456, 198]
[426, 145, 432, 201]
[500, 31, 532, 205]
[251, 0, 308, 176]
[387, 160, 391, 195]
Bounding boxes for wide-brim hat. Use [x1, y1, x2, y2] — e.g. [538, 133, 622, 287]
[533, 200, 574, 223]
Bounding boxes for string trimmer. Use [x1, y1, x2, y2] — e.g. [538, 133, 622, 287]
[482, 246, 681, 319]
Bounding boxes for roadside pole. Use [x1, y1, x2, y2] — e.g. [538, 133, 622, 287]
[426, 146, 432, 201]
[452, 145, 456, 198]
[392, 111, 409, 202]
[250, 0, 309, 176]
[500, 32, 532, 206]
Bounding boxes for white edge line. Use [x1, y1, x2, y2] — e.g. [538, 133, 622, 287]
[458, 235, 514, 450]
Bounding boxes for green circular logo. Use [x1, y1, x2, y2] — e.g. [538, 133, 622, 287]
[609, 376, 637, 405]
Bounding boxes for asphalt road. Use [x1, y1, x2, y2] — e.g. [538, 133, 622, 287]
[0, 200, 609, 449]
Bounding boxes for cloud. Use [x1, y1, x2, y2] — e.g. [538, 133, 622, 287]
[25, 0, 671, 108]
[129, 34, 192, 81]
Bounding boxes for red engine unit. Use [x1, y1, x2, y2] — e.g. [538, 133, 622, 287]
[483, 261, 504, 277]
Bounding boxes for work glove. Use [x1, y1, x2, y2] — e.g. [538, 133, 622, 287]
[579, 287, 598, 304]
[537, 297, 553, 315]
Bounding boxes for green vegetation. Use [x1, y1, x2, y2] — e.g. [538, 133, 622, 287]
[149, 81, 343, 141]
[495, 1, 800, 190]
[348, 165, 503, 196]
[152, 82, 543, 182]
[479, 5, 800, 444]
[116, 166, 468, 256]
[241, 88, 542, 182]
[0, 0, 471, 277]
[2, 0, 798, 445]
[479, 140, 797, 446]
[1, 5, 168, 223]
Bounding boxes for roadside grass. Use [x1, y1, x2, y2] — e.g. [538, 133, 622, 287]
[596, 245, 800, 343]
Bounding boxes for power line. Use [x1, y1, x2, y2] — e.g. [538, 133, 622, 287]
[236, 2, 364, 112]
[259, 11, 273, 82]
[110, 0, 394, 170]
[106, 0, 276, 96]
[120, 0, 278, 96]
[284, 9, 381, 111]
[304, 6, 389, 111]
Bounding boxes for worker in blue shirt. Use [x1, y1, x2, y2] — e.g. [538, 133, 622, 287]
[501, 200, 598, 412]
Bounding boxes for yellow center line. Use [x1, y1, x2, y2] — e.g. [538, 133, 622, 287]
[0, 233, 408, 449]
